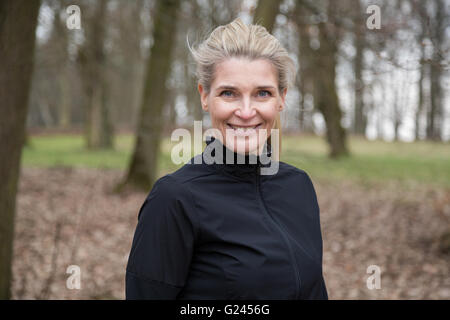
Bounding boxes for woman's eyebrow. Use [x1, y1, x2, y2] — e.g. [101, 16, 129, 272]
[215, 85, 276, 91]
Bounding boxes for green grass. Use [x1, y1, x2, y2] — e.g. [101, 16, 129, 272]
[21, 134, 182, 176]
[282, 134, 450, 188]
[21, 133, 450, 188]
[22, 134, 133, 169]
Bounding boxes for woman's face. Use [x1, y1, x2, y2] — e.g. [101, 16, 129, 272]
[198, 57, 287, 156]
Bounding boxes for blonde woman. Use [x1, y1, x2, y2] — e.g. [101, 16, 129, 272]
[126, 18, 328, 300]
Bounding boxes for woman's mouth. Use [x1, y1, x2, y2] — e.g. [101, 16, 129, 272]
[227, 123, 262, 129]
[226, 123, 262, 136]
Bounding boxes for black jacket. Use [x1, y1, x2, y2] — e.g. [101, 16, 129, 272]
[125, 136, 328, 299]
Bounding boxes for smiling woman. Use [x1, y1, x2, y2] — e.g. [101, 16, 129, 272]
[198, 57, 285, 157]
[189, 18, 296, 161]
[125, 17, 328, 300]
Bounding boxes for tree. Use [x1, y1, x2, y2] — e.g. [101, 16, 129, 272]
[253, 0, 284, 31]
[427, 0, 445, 141]
[50, 0, 71, 129]
[294, 2, 316, 134]
[107, 0, 148, 129]
[352, 0, 367, 136]
[0, 0, 41, 299]
[295, 0, 349, 158]
[121, 0, 181, 191]
[414, 0, 428, 141]
[313, 14, 349, 157]
[77, 0, 113, 149]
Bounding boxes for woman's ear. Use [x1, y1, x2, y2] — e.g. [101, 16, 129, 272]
[198, 83, 208, 112]
[279, 87, 287, 111]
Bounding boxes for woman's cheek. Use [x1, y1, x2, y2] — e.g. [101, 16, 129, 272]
[261, 106, 278, 124]
[211, 103, 234, 121]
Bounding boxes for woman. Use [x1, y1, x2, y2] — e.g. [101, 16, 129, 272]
[125, 18, 328, 300]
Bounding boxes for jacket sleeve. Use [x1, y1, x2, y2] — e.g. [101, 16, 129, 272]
[125, 175, 200, 300]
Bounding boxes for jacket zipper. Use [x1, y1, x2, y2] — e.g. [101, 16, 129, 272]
[255, 165, 302, 299]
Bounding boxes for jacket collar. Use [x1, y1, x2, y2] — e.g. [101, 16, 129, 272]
[202, 135, 272, 179]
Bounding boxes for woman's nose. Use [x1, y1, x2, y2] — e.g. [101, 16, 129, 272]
[235, 99, 256, 119]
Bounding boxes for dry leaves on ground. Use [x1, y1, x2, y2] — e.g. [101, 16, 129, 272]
[11, 168, 450, 299]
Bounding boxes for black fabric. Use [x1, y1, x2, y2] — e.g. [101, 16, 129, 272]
[125, 135, 328, 300]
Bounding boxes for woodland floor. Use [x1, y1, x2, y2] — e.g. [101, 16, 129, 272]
[11, 167, 450, 299]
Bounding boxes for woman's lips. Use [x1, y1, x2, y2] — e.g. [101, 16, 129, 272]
[226, 123, 262, 136]
[227, 123, 262, 129]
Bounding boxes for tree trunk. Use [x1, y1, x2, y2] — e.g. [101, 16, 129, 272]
[295, 1, 315, 134]
[47, 1, 71, 129]
[253, 0, 283, 31]
[78, 0, 113, 149]
[55, 6, 71, 129]
[185, 44, 202, 123]
[122, 0, 181, 191]
[426, 0, 444, 142]
[428, 58, 443, 141]
[392, 72, 401, 142]
[184, 0, 203, 123]
[312, 11, 349, 158]
[294, 0, 349, 157]
[167, 86, 178, 130]
[377, 81, 386, 140]
[415, 40, 426, 140]
[353, 0, 366, 136]
[0, 0, 41, 300]
[59, 69, 71, 128]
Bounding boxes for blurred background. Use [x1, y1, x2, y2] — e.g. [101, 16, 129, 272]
[0, 0, 449, 300]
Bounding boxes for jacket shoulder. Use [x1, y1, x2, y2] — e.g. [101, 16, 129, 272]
[140, 174, 184, 218]
[163, 154, 215, 185]
[278, 161, 313, 181]
[141, 155, 209, 215]
[277, 161, 318, 198]
[139, 170, 201, 234]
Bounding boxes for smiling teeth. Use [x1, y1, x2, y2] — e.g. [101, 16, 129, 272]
[229, 125, 258, 130]
[228, 125, 258, 136]
[234, 127, 254, 131]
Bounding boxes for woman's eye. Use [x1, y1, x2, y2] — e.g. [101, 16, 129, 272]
[258, 90, 272, 97]
[220, 90, 234, 97]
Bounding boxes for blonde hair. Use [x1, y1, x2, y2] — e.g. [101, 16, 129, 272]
[187, 17, 296, 161]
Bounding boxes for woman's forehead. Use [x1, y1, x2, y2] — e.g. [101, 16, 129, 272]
[212, 57, 278, 89]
